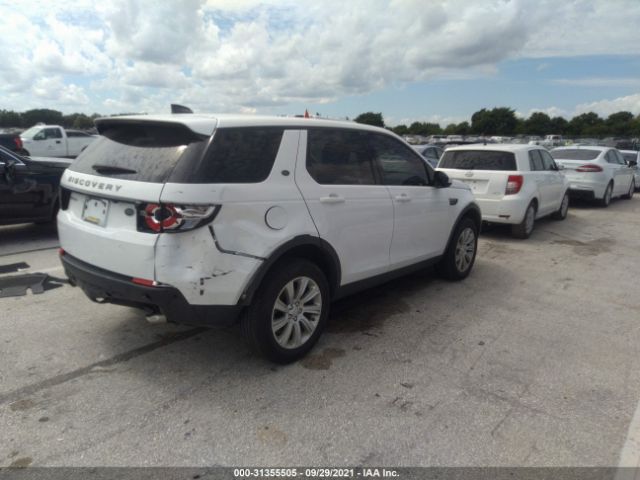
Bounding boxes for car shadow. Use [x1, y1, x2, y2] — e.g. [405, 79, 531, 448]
[0, 223, 59, 256]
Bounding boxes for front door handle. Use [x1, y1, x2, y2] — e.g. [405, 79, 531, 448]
[395, 193, 411, 203]
[320, 194, 345, 204]
[55, 140, 61, 144]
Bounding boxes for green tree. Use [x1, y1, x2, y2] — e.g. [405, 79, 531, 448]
[524, 112, 552, 135]
[606, 111, 634, 137]
[0, 109, 22, 128]
[470, 107, 518, 135]
[354, 112, 385, 127]
[549, 116, 569, 136]
[568, 112, 604, 137]
[391, 124, 409, 135]
[21, 108, 64, 127]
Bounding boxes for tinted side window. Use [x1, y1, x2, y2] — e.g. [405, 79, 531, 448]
[528, 150, 544, 171]
[372, 134, 429, 186]
[306, 129, 377, 185]
[197, 128, 283, 183]
[540, 150, 557, 170]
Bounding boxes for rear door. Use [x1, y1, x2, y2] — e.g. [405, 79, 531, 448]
[371, 134, 453, 265]
[295, 128, 394, 285]
[58, 122, 209, 279]
[527, 149, 552, 213]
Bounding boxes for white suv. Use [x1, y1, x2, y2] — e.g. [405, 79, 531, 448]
[437, 144, 570, 238]
[58, 115, 480, 362]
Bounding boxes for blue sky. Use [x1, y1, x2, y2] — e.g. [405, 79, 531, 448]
[1, 0, 639, 126]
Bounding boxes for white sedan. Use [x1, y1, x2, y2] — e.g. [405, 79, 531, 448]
[550, 146, 635, 206]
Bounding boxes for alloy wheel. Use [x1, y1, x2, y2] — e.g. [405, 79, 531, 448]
[271, 276, 322, 349]
[454, 227, 476, 273]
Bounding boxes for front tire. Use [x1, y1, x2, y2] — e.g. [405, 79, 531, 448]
[622, 179, 635, 200]
[436, 217, 478, 281]
[511, 202, 536, 239]
[599, 182, 613, 207]
[552, 192, 569, 220]
[241, 258, 329, 363]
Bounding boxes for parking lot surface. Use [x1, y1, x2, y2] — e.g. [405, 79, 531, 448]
[1, 198, 639, 467]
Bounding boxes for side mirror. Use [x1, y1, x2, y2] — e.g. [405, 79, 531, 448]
[433, 170, 451, 188]
[556, 163, 565, 170]
[628, 159, 638, 167]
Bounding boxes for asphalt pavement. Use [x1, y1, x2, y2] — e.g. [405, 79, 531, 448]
[1, 197, 639, 467]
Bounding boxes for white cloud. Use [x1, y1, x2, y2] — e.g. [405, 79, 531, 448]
[0, 0, 639, 115]
[552, 78, 640, 88]
[575, 93, 640, 117]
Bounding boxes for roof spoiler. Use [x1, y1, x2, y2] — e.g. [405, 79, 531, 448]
[171, 104, 193, 114]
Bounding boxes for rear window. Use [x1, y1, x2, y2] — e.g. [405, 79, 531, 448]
[550, 149, 600, 161]
[69, 123, 209, 183]
[439, 150, 516, 171]
[68, 124, 283, 184]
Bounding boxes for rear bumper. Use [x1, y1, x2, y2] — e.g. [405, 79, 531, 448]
[61, 253, 242, 327]
[567, 188, 596, 200]
[476, 197, 529, 225]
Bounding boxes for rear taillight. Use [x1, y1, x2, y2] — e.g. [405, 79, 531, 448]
[137, 203, 219, 233]
[505, 175, 524, 195]
[14, 137, 23, 151]
[576, 164, 603, 172]
[132, 277, 158, 287]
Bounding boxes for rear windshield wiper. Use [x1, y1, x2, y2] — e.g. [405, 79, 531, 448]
[92, 164, 137, 175]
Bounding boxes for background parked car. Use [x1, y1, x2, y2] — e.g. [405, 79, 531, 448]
[0, 132, 27, 155]
[412, 144, 444, 168]
[0, 145, 71, 225]
[437, 144, 570, 238]
[20, 125, 97, 158]
[550, 146, 635, 206]
[620, 150, 640, 191]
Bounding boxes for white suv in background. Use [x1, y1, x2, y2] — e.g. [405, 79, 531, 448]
[437, 144, 570, 238]
[58, 115, 481, 362]
[550, 146, 635, 206]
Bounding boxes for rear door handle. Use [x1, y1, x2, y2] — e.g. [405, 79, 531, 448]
[55, 140, 61, 144]
[395, 193, 411, 203]
[319, 194, 345, 204]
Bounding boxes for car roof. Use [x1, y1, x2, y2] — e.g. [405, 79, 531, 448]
[551, 145, 611, 152]
[619, 149, 639, 154]
[95, 113, 394, 137]
[443, 143, 544, 153]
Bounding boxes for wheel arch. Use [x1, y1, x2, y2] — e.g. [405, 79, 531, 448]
[241, 235, 341, 305]
[444, 202, 481, 251]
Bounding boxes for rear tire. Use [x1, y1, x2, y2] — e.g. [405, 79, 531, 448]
[511, 202, 536, 239]
[436, 217, 478, 281]
[622, 179, 635, 200]
[241, 258, 329, 363]
[598, 182, 613, 207]
[552, 192, 569, 220]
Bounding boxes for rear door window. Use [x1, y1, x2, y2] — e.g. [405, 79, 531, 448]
[528, 150, 544, 171]
[540, 150, 557, 170]
[306, 128, 377, 185]
[439, 150, 516, 171]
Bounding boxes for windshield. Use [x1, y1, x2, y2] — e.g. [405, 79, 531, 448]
[550, 149, 600, 160]
[20, 127, 42, 138]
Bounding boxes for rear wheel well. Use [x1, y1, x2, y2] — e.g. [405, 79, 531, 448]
[272, 245, 339, 297]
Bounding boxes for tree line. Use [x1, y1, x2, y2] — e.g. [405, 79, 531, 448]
[3, 107, 639, 138]
[355, 108, 640, 138]
[0, 109, 101, 130]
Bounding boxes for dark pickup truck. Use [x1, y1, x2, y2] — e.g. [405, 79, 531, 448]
[0, 132, 26, 154]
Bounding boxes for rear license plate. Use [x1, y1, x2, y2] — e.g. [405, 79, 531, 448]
[82, 197, 110, 226]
